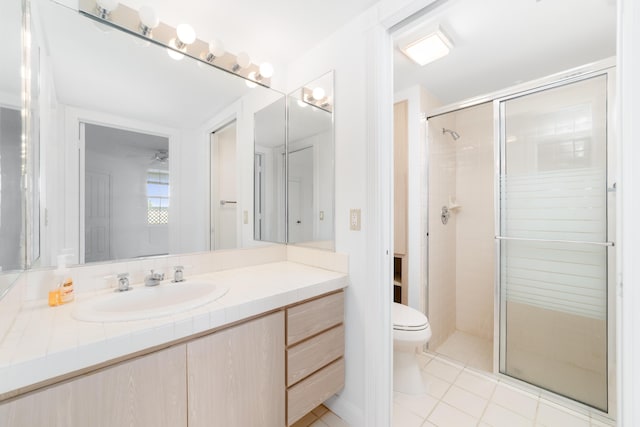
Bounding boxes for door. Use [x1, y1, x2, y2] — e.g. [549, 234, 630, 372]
[497, 74, 612, 411]
[85, 171, 111, 262]
[210, 122, 237, 250]
[288, 147, 314, 243]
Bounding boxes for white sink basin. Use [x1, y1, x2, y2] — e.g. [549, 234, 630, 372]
[72, 281, 228, 322]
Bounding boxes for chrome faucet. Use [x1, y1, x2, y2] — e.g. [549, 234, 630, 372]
[144, 270, 164, 287]
[172, 265, 185, 283]
[116, 273, 131, 292]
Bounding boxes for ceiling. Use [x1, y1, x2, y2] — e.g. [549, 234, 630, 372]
[393, 0, 617, 106]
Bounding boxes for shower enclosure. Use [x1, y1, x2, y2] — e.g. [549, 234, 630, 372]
[426, 64, 615, 414]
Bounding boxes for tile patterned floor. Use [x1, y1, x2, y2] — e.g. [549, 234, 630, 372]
[293, 353, 615, 427]
[292, 404, 351, 427]
[393, 353, 615, 427]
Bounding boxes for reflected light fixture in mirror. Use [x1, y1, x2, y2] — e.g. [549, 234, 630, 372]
[95, 0, 119, 19]
[138, 5, 159, 37]
[168, 24, 196, 60]
[233, 51, 251, 72]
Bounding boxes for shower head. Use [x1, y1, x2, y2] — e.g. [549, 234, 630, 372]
[442, 128, 460, 141]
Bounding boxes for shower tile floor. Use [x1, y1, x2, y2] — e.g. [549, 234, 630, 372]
[433, 330, 493, 373]
[393, 353, 615, 427]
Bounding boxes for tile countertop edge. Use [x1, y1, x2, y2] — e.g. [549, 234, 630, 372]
[0, 261, 348, 400]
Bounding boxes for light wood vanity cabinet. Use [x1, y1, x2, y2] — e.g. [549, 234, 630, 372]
[187, 311, 285, 427]
[0, 290, 344, 427]
[0, 344, 188, 427]
[286, 291, 345, 426]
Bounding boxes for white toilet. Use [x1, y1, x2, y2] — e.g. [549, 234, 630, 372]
[393, 302, 432, 394]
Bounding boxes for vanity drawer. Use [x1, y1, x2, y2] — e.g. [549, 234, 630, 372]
[287, 358, 345, 426]
[287, 324, 344, 387]
[287, 291, 344, 345]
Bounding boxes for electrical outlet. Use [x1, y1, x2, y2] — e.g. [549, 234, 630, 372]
[350, 209, 361, 231]
[319, 211, 325, 220]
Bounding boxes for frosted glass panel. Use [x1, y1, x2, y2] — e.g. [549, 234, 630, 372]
[500, 75, 609, 411]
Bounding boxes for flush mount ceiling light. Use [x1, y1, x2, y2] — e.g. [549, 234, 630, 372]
[401, 28, 452, 66]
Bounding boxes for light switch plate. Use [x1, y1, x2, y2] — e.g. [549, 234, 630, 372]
[350, 209, 361, 231]
[243, 210, 248, 224]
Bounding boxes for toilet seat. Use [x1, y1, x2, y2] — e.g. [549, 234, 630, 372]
[393, 302, 429, 331]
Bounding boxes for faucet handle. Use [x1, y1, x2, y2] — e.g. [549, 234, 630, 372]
[172, 265, 185, 283]
[116, 273, 131, 292]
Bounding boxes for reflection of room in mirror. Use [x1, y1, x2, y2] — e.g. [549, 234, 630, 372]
[0, 107, 23, 271]
[83, 123, 169, 263]
[210, 121, 238, 250]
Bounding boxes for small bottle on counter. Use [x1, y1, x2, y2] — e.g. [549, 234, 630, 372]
[60, 278, 74, 303]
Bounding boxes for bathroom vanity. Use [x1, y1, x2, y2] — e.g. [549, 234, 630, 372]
[0, 261, 346, 427]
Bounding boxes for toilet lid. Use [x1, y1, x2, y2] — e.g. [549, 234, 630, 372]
[393, 303, 429, 331]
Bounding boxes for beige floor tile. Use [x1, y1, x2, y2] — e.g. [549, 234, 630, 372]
[320, 410, 351, 427]
[394, 391, 439, 418]
[492, 382, 539, 420]
[291, 412, 319, 427]
[420, 370, 452, 399]
[428, 401, 478, 427]
[454, 369, 498, 399]
[482, 402, 534, 427]
[423, 357, 463, 383]
[536, 400, 590, 427]
[442, 385, 489, 418]
[312, 405, 329, 417]
[393, 402, 426, 427]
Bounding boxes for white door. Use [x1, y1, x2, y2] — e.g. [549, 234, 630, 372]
[210, 123, 237, 250]
[85, 171, 111, 262]
[288, 147, 314, 243]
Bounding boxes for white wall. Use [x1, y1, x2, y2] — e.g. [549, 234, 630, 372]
[284, 1, 442, 424]
[618, 0, 640, 424]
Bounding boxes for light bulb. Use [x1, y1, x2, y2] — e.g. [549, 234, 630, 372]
[167, 44, 184, 61]
[236, 52, 251, 69]
[205, 39, 225, 62]
[312, 87, 325, 100]
[176, 24, 196, 46]
[138, 5, 159, 36]
[246, 72, 258, 88]
[259, 62, 274, 79]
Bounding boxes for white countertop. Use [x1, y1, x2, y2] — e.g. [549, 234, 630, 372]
[0, 261, 347, 398]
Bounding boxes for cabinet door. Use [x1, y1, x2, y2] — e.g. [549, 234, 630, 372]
[0, 344, 187, 427]
[187, 311, 285, 427]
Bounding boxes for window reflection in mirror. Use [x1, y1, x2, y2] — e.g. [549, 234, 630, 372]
[287, 71, 334, 249]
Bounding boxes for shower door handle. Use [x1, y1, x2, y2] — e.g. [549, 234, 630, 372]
[494, 236, 615, 247]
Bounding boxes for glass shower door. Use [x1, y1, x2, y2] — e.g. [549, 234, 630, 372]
[498, 75, 611, 411]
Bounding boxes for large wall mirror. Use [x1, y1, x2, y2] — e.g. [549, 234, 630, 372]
[0, 0, 26, 297]
[254, 72, 335, 249]
[29, 0, 285, 268]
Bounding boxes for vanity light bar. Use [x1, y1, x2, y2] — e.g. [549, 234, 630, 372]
[300, 87, 333, 113]
[78, 0, 271, 87]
